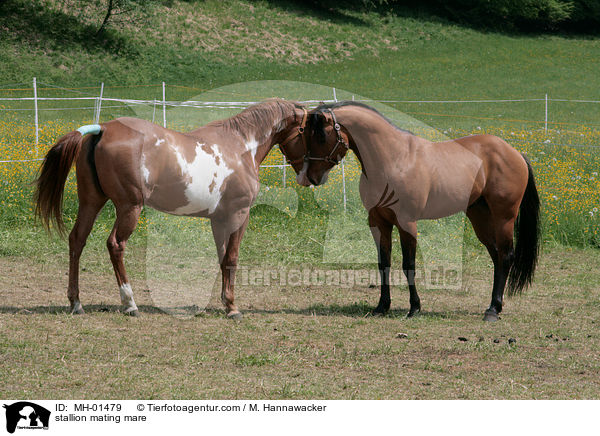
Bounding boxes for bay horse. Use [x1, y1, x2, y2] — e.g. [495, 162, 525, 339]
[299, 101, 540, 321]
[33, 99, 309, 319]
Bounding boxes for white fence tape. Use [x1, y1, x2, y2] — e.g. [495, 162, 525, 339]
[2, 81, 599, 214]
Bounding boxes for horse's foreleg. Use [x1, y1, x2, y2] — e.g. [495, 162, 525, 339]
[369, 210, 393, 314]
[107, 204, 142, 316]
[212, 213, 250, 320]
[398, 224, 420, 317]
[68, 197, 107, 314]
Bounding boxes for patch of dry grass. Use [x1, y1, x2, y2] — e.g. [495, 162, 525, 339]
[1, 244, 599, 399]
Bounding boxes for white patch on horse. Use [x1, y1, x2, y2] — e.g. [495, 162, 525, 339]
[296, 160, 311, 186]
[245, 137, 259, 163]
[119, 283, 138, 313]
[155, 137, 165, 147]
[141, 155, 150, 183]
[142, 166, 150, 183]
[172, 142, 233, 215]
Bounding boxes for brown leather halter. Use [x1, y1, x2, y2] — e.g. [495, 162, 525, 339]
[279, 107, 308, 166]
[307, 108, 349, 166]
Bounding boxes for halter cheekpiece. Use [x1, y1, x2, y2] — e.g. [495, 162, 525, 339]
[279, 107, 308, 166]
[279, 107, 349, 167]
[307, 108, 349, 166]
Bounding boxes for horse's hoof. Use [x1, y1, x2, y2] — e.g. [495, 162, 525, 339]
[227, 311, 243, 321]
[371, 305, 389, 316]
[483, 310, 500, 322]
[70, 302, 84, 315]
[407, 308, 421, 318]
[125, 309, 140, 317]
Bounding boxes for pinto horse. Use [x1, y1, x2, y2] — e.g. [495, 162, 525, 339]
[34, 99, 309, 318]
[299, 101, 540, 321]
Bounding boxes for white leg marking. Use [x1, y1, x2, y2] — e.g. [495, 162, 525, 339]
[119, 283, 138, 313]
[71, 300, 83, 313]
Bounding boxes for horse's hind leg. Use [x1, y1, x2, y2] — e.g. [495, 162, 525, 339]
[369, 209, 393, 314]
[487, 217, 516, 321]
[398, 223, 420, 317]
[68, 195, 107, 314]
[467, 199, 515, 321]
[106, 204, 142, 316]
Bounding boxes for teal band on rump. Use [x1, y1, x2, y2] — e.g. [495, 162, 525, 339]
[77, 124, 102, 136]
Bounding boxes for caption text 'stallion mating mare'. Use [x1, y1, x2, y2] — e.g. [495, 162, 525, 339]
[300, 102, 540, 321]
[33, 99, 309, 318]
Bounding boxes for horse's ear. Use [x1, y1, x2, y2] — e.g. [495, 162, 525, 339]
[310, 112, 327, 144]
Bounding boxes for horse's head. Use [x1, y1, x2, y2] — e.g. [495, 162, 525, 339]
[277, 105, 312, 185]
[303, 107, 350, 186]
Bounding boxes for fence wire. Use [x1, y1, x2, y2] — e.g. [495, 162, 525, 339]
[3, 80, 600, 213]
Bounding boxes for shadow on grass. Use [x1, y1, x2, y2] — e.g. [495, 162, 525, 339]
[264, 0, 599, 37]
[261, 0, 370, 27]
[200, 303, 479, 319]
[1, 0, 136, 55]
[0, 304, 162, 315]
[1, 303, 479, 319]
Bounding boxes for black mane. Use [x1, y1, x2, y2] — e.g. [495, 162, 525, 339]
[312, 101, 413, 135]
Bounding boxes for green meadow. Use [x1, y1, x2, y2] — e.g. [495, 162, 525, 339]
[1, 0, 599, 400]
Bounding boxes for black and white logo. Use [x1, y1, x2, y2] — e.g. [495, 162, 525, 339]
[3, 402, 50, 433]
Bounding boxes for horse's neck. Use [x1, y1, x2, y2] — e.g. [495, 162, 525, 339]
[250, 133, 278, 167]
[244, 118, 295, 166]
[344, 117, 408, 176]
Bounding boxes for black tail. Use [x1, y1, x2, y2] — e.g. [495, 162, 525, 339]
[507, 155, 540, 295]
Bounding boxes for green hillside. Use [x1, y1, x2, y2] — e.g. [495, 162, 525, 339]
[2, 0, 599, 106]
[1, 0, 456, 86]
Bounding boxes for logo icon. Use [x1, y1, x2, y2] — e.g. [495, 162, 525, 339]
[3, 402, 50, 433]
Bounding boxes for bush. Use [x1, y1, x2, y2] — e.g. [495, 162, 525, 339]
[314, 0, 600, 32]
[433, 0, 575, 30]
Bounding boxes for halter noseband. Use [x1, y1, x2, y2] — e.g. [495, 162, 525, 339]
[279, 108, 308, 166]
[307, 108, 349, 166]
[279, 107, 349, 167]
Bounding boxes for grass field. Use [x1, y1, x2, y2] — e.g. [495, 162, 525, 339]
[1, 0, 600, 400]
[1, 244, 599, 399]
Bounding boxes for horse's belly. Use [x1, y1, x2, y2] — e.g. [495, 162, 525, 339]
[419, 152, 483, 219]
[360, 176, 472, 221]
[420, 193, 469, 219]
[420, 179, 476, 219]
[145, 190, 214, 217]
